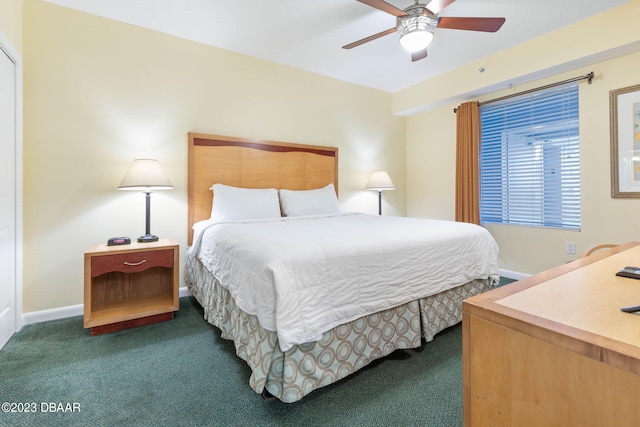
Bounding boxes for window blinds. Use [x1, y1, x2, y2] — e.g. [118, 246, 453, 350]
[479, 83, 581, 230]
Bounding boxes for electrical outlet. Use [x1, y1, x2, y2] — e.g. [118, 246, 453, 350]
[566, 242, 576, 255]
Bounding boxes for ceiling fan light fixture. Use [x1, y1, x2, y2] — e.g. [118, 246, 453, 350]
[399, 29, 434, 52]
[397, 13, 435, 53]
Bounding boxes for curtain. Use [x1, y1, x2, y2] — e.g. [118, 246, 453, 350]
[455, 102, 480, 224]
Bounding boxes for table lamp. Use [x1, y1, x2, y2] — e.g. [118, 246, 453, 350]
[365, 171, 395, 215]
[118, 159, 173, 243]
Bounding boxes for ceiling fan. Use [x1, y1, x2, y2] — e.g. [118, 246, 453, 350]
[343, 0, 506, 62]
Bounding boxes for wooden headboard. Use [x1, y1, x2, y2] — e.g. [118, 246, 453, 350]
[188, 133, 339, 244]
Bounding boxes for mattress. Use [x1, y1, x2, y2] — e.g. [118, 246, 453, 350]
[188, 213, 500, 351]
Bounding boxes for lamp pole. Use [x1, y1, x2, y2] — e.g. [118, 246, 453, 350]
[138, 191, 158, 243]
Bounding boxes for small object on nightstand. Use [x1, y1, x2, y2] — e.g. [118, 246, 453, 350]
[107, 236, 131, 246]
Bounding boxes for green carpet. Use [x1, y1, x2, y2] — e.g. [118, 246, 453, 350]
[0, 295, 484, 427]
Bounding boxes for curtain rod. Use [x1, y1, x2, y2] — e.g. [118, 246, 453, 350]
[454, 71, 594, 113]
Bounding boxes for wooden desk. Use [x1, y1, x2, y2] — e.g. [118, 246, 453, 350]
[463, 242, 640, 427]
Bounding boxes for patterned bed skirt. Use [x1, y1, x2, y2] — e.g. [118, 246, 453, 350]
[185, 251, 496, 403]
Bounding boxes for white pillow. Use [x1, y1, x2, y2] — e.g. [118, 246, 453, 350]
[210, 184, 281, 220]
[279, 183, 341, 217]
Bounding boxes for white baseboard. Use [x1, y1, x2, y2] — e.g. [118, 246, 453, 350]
[23, 303, 84, 325]
[21, 273, 529, 326]
[499, 268, 530, 281]
[21, 286, 193, 327]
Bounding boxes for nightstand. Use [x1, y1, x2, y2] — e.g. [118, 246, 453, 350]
[83, 239, 179, 335]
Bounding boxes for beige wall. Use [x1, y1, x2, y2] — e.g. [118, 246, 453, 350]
[22, 1, 406, 312]
[0, 0, 23, 55]
[405, 0, 640, 275]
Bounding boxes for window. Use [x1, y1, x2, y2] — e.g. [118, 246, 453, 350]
[479, 83, 581, 230]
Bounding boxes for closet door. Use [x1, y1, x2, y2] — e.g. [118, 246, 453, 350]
[0, 45, 16, 350]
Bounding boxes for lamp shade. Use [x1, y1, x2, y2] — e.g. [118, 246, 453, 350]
[118, 159, 173, 191]
[365, 171, 395, 191]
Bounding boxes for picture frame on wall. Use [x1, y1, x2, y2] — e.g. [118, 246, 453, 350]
[611, 83, 640, 198]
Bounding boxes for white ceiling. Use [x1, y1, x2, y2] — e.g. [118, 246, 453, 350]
[44, 0, 628, 93]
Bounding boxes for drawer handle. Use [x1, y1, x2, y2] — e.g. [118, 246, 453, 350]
[123, 260, 146, 267]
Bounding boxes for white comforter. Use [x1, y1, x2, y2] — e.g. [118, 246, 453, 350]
[189, 213, 499, 351]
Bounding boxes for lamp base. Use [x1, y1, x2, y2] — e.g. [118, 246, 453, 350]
[137, 234, 159, 243]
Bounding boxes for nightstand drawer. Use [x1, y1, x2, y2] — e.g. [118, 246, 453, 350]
[91, 248, 174, 277]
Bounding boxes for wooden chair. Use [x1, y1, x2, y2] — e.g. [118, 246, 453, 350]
[578, 244, 618, 258]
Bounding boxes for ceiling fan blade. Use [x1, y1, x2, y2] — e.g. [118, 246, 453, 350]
[342, 27, 397, 49]
[411, 49, 428, 62]
[437, 17, 506, 32]
[356, 0, 406, 17]
[426, 0, 457, 15]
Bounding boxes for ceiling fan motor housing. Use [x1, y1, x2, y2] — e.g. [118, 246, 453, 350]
[396, 5, 437, 52]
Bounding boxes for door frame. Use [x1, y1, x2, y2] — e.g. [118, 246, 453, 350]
[0, 29, 24, 337]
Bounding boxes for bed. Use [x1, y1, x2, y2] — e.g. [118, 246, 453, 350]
[185, 132, 499, 403]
